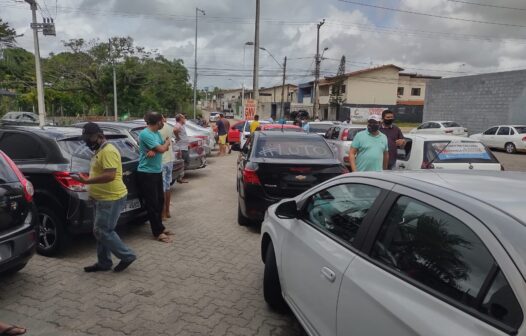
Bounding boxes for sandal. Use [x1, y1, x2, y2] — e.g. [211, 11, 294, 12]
[0, 325, 26, 336]
[156, 233, 172, 243]
[177, 178, 189, 184]
[163, 230, 175, 236]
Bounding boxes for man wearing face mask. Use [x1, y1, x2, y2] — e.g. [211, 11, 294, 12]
[349, 114, 389, 172]
[379, 109, 405, 170]
[72, 122, 136, 272]
[137, 112, 173, 243]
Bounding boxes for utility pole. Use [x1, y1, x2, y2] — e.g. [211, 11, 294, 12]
[313, 19, 325, 119]
[194, 8, 205, 119]
[280, 56, 287, 121]
[26, 0, 46, 127]
[109, 39, 118, 121]
[253, 0, 260, 106]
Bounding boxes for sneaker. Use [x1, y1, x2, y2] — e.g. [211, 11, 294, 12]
[84, 264, 112, 273]
[113, 258, 136, 272]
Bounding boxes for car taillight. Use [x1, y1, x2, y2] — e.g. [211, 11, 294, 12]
[0, 151, 34, 202]
[53, 172, 88, 192]
[444, 129, 453, 133]
[343, 156, 350, 163]
[421, 161, 435, 169]
[243, 167, 261, 185]
[341, 129, 349, 140]
[522, 136, 526, 142]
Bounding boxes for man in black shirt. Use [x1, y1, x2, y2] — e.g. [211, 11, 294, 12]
[216, 113, 228, 156]
[379, 110, 405, 170]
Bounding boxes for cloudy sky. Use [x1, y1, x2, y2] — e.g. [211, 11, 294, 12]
[3, 0, 526, 89]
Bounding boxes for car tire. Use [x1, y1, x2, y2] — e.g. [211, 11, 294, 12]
[505, 142, 517, 154]
[37, 206, 66, 256]
[264, 243, 287, 312]
[237, 202, 251, 226]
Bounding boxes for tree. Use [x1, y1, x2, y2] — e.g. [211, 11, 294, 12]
[0, 18, 18, 48]
[329, 56, 347, 120]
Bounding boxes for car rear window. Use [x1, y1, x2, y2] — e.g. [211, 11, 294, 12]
[514, 127, 526, 134]
[442, 122, 461, 128]
[254, 136, 334, 159]
[424, 141, 498, 163]
[58, 137, 139, 163]
[308, 124, 332, 133]
[347, 128, 365, 140]
[0, 155, 19, 183]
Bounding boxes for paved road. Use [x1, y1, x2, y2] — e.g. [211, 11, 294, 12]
[493, 151, 526, 172]
[0, 154, 303, 336]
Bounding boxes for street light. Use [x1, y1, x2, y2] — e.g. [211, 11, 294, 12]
[193, 7, 206, 120]
[259, 47, 283, 69]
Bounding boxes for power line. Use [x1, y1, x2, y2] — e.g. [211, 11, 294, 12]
[338, 0, 526, 28]
[447, 0, 526, 11]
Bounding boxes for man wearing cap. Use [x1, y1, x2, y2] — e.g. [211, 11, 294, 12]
[73, 122, 136, 273]
[349, 114, 389, 172]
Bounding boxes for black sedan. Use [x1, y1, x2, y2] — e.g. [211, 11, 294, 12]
[234, 131, 349, 226]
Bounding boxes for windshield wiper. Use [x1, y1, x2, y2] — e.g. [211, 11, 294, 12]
[428, 141, 452, 166]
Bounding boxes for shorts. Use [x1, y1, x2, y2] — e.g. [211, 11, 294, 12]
[161, 161, 174, 191]
[218, 134, 227, 145]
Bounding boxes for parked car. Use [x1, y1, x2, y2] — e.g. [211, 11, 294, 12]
[1, 111, 39, 123]
[395, 134, 502, 171]
[259, 124, 303, 132]
[0, 150, 38, 274]
[0, 125, 147, 256]
[233, 131, 348, 226]
[410, 121, 468, 137]
[261, 170, 526, 335]
[73, 121, 185, 184]
[223, 110, 235, 119]
[167, 118, 215, 156]
[303, 121, 335, 136]
[470, 125, 526, 154]
[324, 125, 366, 168]
[240, 120, 271, 148]
[228, 120, 245, 145]
[209, 112, 220, 122]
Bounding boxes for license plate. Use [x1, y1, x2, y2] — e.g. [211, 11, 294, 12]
[122, 199, 141, 213]
[0, 243, 12, 262]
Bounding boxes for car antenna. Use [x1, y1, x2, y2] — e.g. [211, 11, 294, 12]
[428, 140, 452, 167]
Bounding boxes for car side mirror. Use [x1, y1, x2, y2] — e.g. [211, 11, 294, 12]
[231, 143, 241, 152]
[275, 200, 298, 219]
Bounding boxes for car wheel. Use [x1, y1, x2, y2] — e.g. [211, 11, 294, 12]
[264, 243, 287, 312]
[505, 142, 516, 154]
[37, 206, 65, 256]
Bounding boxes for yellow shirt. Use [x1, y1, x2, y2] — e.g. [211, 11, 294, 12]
[250, 121, 260, 134]
[88, 143, 127, 201]
[159, 124, 175, 164]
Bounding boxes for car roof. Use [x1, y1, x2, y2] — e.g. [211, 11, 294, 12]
[307, 121, 334, 125]
[1, 125, 124, 140]
[256, 131, 322, 139]
[405, 134, 473, 141]
[260, 124, 301, 130]
[74, 121, 145, 130]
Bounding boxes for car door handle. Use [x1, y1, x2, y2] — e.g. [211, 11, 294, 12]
[321, 267, 336, 283]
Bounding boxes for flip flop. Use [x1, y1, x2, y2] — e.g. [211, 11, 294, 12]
[163, 230, 175, 236]
[0, 325, 26, 336]
[156, 234, 172, 243]
[177, 178, 189, 184]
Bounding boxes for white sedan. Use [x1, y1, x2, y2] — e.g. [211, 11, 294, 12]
[395, 134, 502, 171]
[470, 125, 526, 154]
[261, 171, 526, 336]
[410, 121, 468, 137]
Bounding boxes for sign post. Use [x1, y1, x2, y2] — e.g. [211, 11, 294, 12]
[244, 99, 257, 120]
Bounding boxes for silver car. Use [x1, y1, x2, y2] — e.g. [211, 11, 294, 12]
[324, 125, 366, 168]
[261, 170, 526, 335]
[410, 121, 468, 137]
[470, 125, 526, 154]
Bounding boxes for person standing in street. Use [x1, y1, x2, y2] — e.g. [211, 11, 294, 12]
[379, 109, 406, 170]
[221, 114, 231, 154]
[137, 112, 173, 243]
[173, 114, 190, 183]
[250, 114, 260, 134]
[216, 113, 228, 156]
[159, 115, 175, 219]
[349, 114, 389, 172]
[73, 122, 136, 272]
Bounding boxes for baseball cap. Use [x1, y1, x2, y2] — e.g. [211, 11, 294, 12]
[368, 114, 382, 122]
[82, 122, 103, 138]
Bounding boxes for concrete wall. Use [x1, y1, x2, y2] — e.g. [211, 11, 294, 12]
[346, 67, 399, 105]
[424, 70, 526, 134]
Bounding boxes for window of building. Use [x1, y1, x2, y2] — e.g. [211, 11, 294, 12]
[397, 87, 404, 96]
[341, 85, 346, 94]
[411, 88, 421, 96]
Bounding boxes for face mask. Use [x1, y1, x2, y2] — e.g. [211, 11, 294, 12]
[85, 139, 101, 151]
[384, 119, 394, 126]
[368, 124, 380, 133]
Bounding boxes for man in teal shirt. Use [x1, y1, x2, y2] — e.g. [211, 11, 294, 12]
[349, 114, 389, 172]
[137, 112, 173, 243]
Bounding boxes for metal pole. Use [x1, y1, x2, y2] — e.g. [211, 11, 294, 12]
[253, 0, 260, 104]
[109, 39, 118, 121]
[193, 8, 198, 120]
[27, 0, 46, 127]
[280, 56, 287, 120]
[242, 45, 246, 118]
[314, 19, 325, 119]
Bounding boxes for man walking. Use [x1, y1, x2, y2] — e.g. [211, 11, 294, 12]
[159, 115, 175, 219]
[74, 122, 136, 272]
[349, 114, 389, 172]
[173, 114, 190, 183]
[137, 112, 173, 243]
[379, 109, 406, 170]
[220, 114, 232, 154]
[216, 113, 228, 156]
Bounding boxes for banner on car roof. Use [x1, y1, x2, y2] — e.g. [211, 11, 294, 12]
[431, 142, 491, 160]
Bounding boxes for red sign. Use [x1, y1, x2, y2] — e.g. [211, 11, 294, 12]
[244, 99, 256, 120]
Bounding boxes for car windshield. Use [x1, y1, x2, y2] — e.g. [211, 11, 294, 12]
[262, 127, 303, 132]
[514, 127, 526, 134]
[308, 123, 332, 133]
[254, 136, 334, 160]
[424, 141, 498, 164]
[442, 122, 461, 128]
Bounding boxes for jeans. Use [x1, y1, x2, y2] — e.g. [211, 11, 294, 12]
[136, 172, 166, 237]
[93, 196, 136, 268]
[162, 162, 174, 192]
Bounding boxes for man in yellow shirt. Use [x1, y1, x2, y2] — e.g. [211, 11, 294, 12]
[250, 114, 261, 134]
[73, 123, 136, 273]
